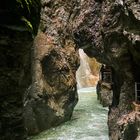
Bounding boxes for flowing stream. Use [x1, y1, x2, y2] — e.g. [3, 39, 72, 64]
[30, 87, 109, 140]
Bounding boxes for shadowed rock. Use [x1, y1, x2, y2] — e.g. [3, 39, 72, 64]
[0, 0, 40, 139]
[72, 0, 140, 139]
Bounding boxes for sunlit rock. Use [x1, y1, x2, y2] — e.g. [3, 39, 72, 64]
[76, 49, 100, 89]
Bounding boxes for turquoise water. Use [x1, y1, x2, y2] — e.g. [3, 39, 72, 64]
[30, 87, 109, 140]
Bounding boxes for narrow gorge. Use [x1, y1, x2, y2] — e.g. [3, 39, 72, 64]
[0, 0, 140, 140]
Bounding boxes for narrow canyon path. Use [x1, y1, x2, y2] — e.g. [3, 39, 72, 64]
[30, 87, 109, 140]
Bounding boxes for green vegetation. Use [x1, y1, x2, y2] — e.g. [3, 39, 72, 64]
[15, 0, 41, 34]
[21, 16, 33, 32]
[0, 0, 40, 34]
[16, 0, 32, 12]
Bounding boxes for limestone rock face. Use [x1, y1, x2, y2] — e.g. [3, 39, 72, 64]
[23, 0, 79, 135]
[0, 0, 41, 139]
[72, 0, 140, 139]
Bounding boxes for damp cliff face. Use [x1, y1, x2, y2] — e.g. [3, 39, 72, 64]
[0, 0, 40, 139]
[24, 0, 79, 135]
[73, 0, 140, 139]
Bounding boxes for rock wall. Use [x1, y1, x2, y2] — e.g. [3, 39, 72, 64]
[0, 0, 40, 139]
[97, 81, 113, 107]
[73, 0, 140, 139]
[24, 0, 79, 135]
[97, 65, 113, 107]
[1, 0, 140, 139]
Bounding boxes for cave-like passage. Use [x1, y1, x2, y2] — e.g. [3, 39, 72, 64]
[30, 49, 109, 140]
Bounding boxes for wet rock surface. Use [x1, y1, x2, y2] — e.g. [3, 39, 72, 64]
[0, 0, 40, 139]
[97, 81, 113, 107]
[1, 0, 140, 139]
[24, 0, 79, 135]
[117, 111, 140, 140]
[72, 0, 140, 139]
[0, 29, 33, 140]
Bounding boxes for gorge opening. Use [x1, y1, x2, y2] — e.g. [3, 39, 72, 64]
[30, 49, 110, 140]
